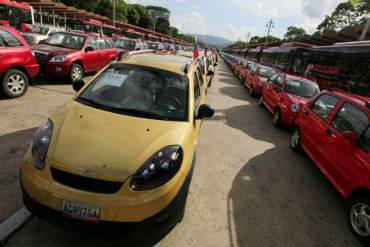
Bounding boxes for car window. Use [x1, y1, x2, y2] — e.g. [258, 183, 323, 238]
[78, 64, 188, 121]
[104, 39, 114, 49]
[285, 78, 320, 99]
[332, 103, 369, 135]
[276, 76, 284, 90]
[45, 33, 85, 50]
[193, 72, 201, 113]
[0, 30, 22, 47]
[97, 39, 105, 50]
[87, 38, 97, 49]
[311, 94, 340, 119]
[358, 127, 370, 153]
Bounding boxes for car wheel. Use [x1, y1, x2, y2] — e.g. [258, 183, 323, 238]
[290, 127, 301, 152]
[272, 109, 281, 127]
[348, 196, 370, 246]
[178, 153, 196, 223]
[1, 69, 29, 99]
[69, 63, 83, 83]
[258, 95, 264, 107]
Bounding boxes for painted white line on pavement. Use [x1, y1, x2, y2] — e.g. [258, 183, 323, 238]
[0, 207, 32, 245]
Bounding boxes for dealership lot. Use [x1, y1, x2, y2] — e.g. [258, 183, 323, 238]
[0, 60, 362, 247]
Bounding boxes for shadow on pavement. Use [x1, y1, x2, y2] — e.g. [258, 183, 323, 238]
[214, 61, 360, 246]
[0, 128, 36, 222]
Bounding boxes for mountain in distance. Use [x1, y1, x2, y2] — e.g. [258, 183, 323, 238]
[192, 34, 233, 49]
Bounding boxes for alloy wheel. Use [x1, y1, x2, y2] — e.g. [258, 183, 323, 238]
[71, 67, 82, 81]
[350, 203, 370, 237]
[7, 74, 25, 95]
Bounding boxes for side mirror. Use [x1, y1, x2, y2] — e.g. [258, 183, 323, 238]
[39, 39, 46, 44]
[213, 63, 218, 66]
[196, 104, 214, 119]
[73, 79, 85, 92]
[207, 70, 214, 76]
[85, 46, 94, 52]
[342, 131, 358, 144]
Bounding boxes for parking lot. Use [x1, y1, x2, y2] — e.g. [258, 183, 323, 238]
[0, 59, 363, 247]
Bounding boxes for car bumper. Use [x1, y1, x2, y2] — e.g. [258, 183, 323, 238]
[26, 64, 40, 78]
[20, 154, 194, 237]
[39, 62, 71, 77]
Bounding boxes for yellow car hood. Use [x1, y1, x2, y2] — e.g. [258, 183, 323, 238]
[48, 101, 189, 182]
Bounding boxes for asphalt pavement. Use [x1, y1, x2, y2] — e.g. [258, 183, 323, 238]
[0, 60, 362, 247]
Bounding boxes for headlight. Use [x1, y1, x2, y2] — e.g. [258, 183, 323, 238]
[130, 146, 183, 191]
[258, 80, 264, 86]
[30, 120, 53, 170]
[49, 55, 67, 63]
[291, 104, 300, 113]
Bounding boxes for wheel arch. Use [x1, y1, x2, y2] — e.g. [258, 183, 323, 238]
[3, 65, 31, 82]
[347, 187, 370, 202]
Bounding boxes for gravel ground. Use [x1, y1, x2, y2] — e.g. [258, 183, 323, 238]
[0, 61, 362, 247]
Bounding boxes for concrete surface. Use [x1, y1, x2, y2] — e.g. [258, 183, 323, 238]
[0, 61, 362, 246]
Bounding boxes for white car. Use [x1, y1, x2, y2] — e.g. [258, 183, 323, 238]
[22, 26, 65, 45]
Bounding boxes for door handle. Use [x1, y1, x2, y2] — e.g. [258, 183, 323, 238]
[325, 128, 333, 135]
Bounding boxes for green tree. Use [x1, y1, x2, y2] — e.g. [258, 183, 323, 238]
[146, 6, 171, 32]
[284, 26, 306, 40]
[155, 16, 171, 35]
[127, 5, 140, 25]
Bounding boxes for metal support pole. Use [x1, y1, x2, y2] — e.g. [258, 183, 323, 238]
[113, 0, 116, 27]
[53, 9, 55, 26]
[264, 19, 274, 47]
[64, 12, 67, 29]
[40, 7, 43, 25]
[360, 18, 370, 41]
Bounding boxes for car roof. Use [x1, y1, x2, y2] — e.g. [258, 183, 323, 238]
[285, 73, 317, 84]
[121, 53, 192, 75]
[328, 89, 370, 110]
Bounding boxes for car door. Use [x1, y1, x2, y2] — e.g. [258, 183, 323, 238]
[193, 71, 202, 132]
[263, 73, 278, 109]
[104, 39, 117, 61]
[83, 37, 100, 72]
[300, 94, 341, 167]
[97, 38, 108, 69]
[196, 66, 206, 97]
[327, 102, 369, 193]
[269, 75, 284, 111]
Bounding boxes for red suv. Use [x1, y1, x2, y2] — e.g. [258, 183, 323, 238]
[244, 64, 276, 97]
[290, 89, 370, 245]
[259, 73, 319, 127]
[240, 61, 255, 84]
[32, 32, 117, 82]
[0, 26, 39, 98]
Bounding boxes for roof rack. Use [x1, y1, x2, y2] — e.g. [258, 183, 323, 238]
[328, 88, 370, 109]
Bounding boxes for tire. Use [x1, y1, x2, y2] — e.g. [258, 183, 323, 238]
[272, 108, 281, 127]
[1, 69, 29, 98]
[69, 63, 84, 83]
[258, 95, 264, 107]
[348, 196, 370, 246]
[290, 127, 301, 152]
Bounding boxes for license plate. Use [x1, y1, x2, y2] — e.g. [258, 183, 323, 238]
[62, 200, 100, 222]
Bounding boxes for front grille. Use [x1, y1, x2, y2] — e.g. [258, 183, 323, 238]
[50, 167, 124, 194]
[33, 51, 48, 63]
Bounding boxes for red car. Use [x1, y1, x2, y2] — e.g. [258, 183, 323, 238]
[240, 61, 255, 83]
[114, 37, 148, 59]
[0, 26, 39, 98]
[164, 43, 176, 54]
[244, 64, 276, 97]
[259, 73, 319, 127]
[290, 89, 370, 245]
[32, 32, 117, 82]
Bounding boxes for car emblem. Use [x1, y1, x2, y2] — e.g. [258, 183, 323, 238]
[75, 168, 95, 177]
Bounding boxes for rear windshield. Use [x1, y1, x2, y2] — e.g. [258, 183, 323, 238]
[286, 78, 320, 99]
[77, 64, 188, 121]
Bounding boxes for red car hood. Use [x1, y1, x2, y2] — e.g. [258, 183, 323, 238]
[32, 44, 77, 56]
[286, 94, 310, 106]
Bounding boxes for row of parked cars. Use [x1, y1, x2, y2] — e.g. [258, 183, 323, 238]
[221, 52, 370, 245]
[0, 25, 192, 99]
[20, 49, 217, 238]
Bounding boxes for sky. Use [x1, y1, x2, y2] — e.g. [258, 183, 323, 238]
[126, 0, 346, 41]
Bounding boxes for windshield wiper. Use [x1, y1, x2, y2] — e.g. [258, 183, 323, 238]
[115, 107, 169, 120]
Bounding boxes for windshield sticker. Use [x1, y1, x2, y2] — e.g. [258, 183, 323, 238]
[100, 72, 128, 87]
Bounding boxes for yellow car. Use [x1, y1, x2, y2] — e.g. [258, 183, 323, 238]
[20, 52, 214, 237]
